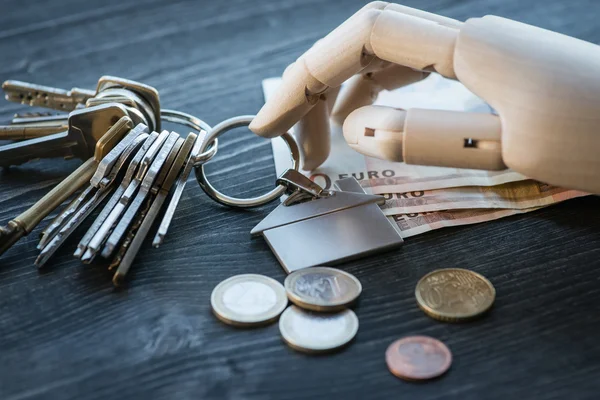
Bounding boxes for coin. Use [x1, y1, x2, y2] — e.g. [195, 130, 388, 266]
[415, 268, 496, 322]
[279, 306, 359, 353]
[211, 274, 288, 327]
[284, 267, 362, 312]
[385, 336, 452, 381]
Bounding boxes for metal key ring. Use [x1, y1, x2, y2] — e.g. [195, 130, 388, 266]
[194, 115, 300, 208]
[97, 88, 157, 132]
[160, 109, 218, 163]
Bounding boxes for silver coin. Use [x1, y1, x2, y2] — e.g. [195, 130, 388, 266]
[211, 274, 288, 327]
[284, 267, 362, 312]
[279, 305, 359, 353]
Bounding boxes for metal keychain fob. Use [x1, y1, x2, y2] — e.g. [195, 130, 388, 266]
[251, 170, 404, 273]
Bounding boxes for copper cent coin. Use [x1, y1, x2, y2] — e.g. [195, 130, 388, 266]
[385, 336, 452, 381]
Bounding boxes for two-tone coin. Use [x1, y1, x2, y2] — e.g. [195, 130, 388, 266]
[211, 274, 288, 327]
[279, 305, 359, 353]
[386, 336, 452, 381]
[415, 268, 496, 322]
[284, 267, 362, 312]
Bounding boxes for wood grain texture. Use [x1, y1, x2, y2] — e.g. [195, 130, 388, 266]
[1, 0, 599, 399]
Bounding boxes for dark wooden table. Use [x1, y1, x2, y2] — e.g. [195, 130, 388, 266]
[1, 1, 599, 399]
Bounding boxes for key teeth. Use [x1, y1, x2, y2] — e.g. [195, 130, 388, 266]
[5, 94, 24, 104]
[13, 111, 56, 119]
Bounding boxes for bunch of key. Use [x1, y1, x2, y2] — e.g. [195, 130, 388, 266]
[0, 77, 205, 285]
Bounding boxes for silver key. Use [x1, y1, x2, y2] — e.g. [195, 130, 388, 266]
[112, 133, 198, 284]
[76, 132, 160, 261]
[35, 132, 150, 267]
[90, 124, 151, 187]
[39, 195, 81, 241]
[101, 132, 179, 258]
[153, 131, 207, 247]
[80, 131, 170, 261]
[3, 80, 95, 112]
[108, 135, 186, 271]
[136, 130, 171, 180]
[37, 185, 95, 250]
[37, 125, 150, 249]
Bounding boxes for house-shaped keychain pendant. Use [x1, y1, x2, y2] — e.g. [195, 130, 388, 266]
[251, 170, 404, 273]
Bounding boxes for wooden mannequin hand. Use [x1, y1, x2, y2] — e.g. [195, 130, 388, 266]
[249, 2, 600, 194]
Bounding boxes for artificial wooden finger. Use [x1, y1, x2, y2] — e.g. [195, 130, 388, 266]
[249, 59, 327, 138]
[331, 64, 429, 125]
[343, 105, 505, 170]
[369, 8, 460, 79]
[295, 98, 331, 171]
[343, 105, 406, 161]
[325, 85, 341, 115]
[384, 3, 463, 28]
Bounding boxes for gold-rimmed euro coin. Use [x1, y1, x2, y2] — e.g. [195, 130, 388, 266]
[211, 274, 288, 327]
[415, 268, 495, 322]
[284, 267, 362, 312]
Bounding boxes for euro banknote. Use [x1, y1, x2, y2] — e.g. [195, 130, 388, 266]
[381, 180, 589, 215]
[389, 207, 542, 238]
